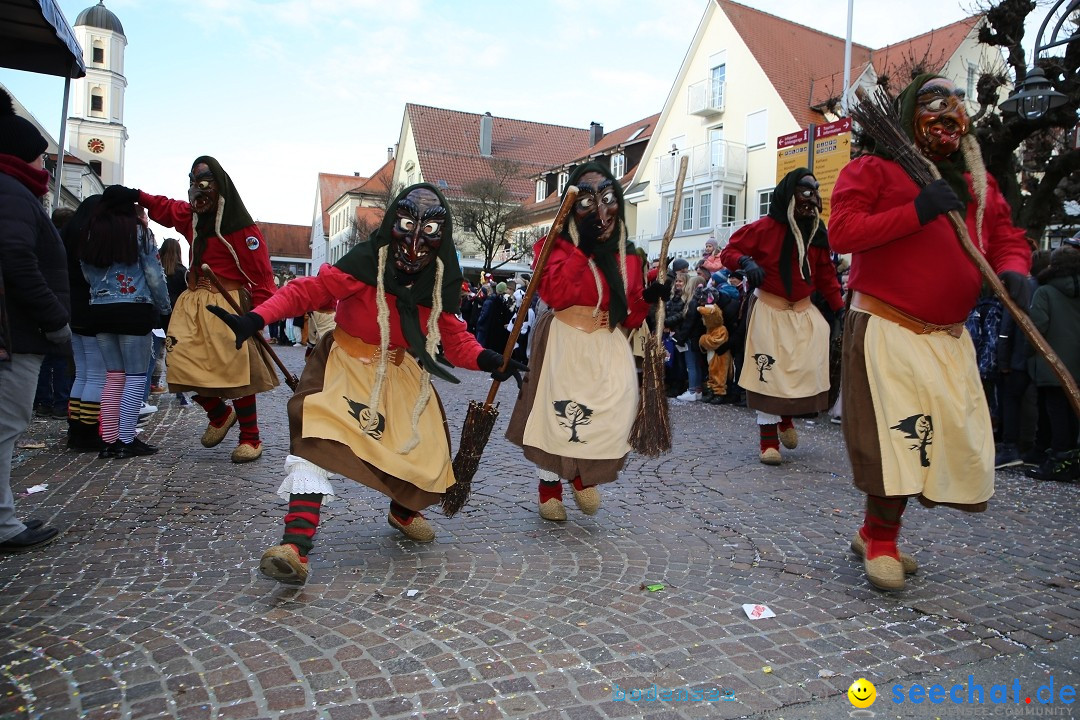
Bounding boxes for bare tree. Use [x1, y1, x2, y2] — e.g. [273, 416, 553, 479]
[455, 158, 529, 274]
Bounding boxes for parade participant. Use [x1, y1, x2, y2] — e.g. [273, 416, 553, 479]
[720, 168, 844, 466]
[103, 157, 279, 463]
[210, 183, 523, 585]
[830, 74, 1031, 591]
[505, 162, 668, 522]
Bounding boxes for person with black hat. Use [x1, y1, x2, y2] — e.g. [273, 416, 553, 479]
[103, 157, 279, 464]
[830, 74, 1031, 591]
[0, 89, 69, 552]
[505, 162, 669, 522]
[720, 168, 844, 466]
[209, 183, 525, 585]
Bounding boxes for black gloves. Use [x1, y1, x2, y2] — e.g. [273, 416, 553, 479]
[642, 281, 672, 304]
[44, 324, 71, 345]
[738, 256, 766, 288]
[477, 349, 528, 385]
[207, 306, 265, 349]
[102, 184, 141, 205]
[913, 179, 964, 225]
[999, 270, 1031, 308]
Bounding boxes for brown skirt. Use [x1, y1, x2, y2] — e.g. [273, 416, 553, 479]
[286, 333, 450, 511]
[505, 310, 628, 485]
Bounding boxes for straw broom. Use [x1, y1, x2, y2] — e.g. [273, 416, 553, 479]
[849, 87, 1080, 419]
[442, 187, 581, 517]
[629, 155, 688, 456]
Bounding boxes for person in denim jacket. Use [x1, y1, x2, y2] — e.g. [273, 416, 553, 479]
[80, 197, 172, 458]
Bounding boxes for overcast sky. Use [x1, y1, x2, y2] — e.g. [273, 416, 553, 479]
[2, 0, 1020, 231]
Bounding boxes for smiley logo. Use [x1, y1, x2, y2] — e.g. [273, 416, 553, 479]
[847, 678, 876, 708]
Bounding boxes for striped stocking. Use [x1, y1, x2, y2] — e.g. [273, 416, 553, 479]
[193, 394, 230, 424]
[100, 370, 124, 443]
[759, 423, 779, 452]
[233, 394, 260, 446]
[118, 373, 146, 443]
[282, 493, 323, 558]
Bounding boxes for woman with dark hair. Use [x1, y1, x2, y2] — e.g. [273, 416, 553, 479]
[62, 195, 108, 451]
[80, 195, 172, 458]
[157, 237, 190, 405]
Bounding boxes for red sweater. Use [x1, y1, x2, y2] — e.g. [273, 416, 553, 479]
[140, 192, 277, 306]
[534, 235, 649, 329]
[720, 217, 844, 312]
[253, 264, 483, 371]
[829, 156, 1030, 325]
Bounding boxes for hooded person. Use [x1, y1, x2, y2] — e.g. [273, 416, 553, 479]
[209, 183, 524, 585]
[719, 167, 844, 466]
[829, 74, 1031, 592]
[505, 162, 670, 522]
[103, 157, 279, 463]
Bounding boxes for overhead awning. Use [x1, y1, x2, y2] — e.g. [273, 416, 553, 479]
[0, 0, 85, 79]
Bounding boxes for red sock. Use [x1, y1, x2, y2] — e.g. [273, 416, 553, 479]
[864, 495, 907, 560]
[539, 480, 562, 503]
[233, 394, 260, 445]
[193, 395, 230, 425]
[390, 501, 418, 523]
[759, 424, 779, 452]
[778, 416, 794, 432]
[571, 475, 590, 492]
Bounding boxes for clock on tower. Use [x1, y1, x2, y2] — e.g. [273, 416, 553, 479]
[87, 138, 105, 154]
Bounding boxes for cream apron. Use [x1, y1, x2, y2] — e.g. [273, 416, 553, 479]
[522, 314, 638, 460]
[859, 311, 994, 504]
[739, 291, 830, 400]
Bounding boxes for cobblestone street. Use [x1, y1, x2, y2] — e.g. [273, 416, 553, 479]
[1, 343, 1077, 719]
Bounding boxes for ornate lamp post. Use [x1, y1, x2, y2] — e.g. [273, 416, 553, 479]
[999, 0, 1078, 119]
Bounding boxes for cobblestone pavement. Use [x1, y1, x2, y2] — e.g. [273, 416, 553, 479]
[1, 343, 1078, 720]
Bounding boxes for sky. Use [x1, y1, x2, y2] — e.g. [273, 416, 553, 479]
[1, 0, 1022, 231]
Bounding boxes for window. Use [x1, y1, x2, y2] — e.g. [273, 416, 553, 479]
[699, 192, 712, 229]
[682, 196, 694, 231]
[90, 91, 104, 113]
[709, 126, 725, 168]
[757, 189, 774, 219]
[535, 179, 546, 202]
[722, 193, 737, 224]
[710, 63, 726, 108]
[662, 196, 675, 233]
[89, 160, 102, 176]
[746, 109, 768, 149]
[92, 45, 104, 64]
[557, 172, 569, 196]
[610, 152, 625, 179]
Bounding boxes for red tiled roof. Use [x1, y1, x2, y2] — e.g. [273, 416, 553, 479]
[586, 114, 661, 159]
[406, 104, 591, 202]
[357, 157, 396, 196]
[870, 15, 980, 91]
[317, 173, 366, 233]
[257, 221, 311, 259]
[354, 206, 385, 232]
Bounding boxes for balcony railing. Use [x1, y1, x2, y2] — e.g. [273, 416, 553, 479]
[657, 140, 747, 189]
[687, 79, 725, 116]
[629, 218, 751, 258]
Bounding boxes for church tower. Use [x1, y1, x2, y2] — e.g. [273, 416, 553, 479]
[68, 1, 128, 184]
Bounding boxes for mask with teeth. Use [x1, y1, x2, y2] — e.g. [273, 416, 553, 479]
[391, 187, 446, 276]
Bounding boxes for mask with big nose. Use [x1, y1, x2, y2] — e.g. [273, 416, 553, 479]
[391, 187, 446, 276]
[572, 171, 619, 250]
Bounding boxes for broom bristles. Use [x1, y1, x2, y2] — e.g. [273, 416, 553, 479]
[443, 400, 499, 517]
[630, 335, 672, 456]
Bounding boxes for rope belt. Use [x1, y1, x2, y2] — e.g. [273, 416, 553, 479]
[851, 291, 965, 338]
[333, 327, 405, 365]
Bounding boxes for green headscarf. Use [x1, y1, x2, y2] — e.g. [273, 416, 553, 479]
[190, 156, 256, 272]
[564, 162, 638, 329]
[334, 183, 465, 384]
[767, 167, 829, 296]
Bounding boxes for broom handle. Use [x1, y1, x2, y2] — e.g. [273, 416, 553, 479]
[653, 156, 689, 338]
[201, 264, 300, 391]
[942, 211, 1080, 419]
[483, 186, 581, 406]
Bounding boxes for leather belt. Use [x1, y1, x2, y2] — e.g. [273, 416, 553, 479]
[333, 328, 405, 365]
[194, 276, 245, 294]
[753, 288, 813, 311]
[555, 305, 612, 333]
[851, 291, 964, 338]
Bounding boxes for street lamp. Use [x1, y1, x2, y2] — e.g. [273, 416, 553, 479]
[999, 0, 1078, 119]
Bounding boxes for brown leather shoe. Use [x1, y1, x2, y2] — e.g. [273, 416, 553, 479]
[759, 447, 782, 465]
[201, 408, 237, 448]
[864, 553, 905, 591]
[388, 512, 435, 542]
[231, 442, 263, 463]
[779, 426, 799, 449]
[259, 544, 308, 585]
[539, 498, 567, 521]
[851, 531, 918, 574]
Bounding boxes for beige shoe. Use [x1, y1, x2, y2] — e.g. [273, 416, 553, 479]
[259, 544, 308, 585]
[864, 553, 905, 591]
[760, 447, 782, 465]
[571, 484, 600, 515]
[539, 498, 567, 521]
[231, 442, 263, 463]
[778, 426, 799, 449]
[388, 512, 435, 542]
[201, 408, 237, 448]
[850, 532, 918, 574]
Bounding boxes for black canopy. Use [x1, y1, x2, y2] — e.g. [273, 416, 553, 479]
[0, 0, 86, 78]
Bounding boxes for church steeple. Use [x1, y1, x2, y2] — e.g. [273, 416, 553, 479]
[69, 1, 128, 185]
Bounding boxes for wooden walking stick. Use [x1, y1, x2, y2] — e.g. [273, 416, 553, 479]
[850, 88, 1080, 419]
[630, 155, 688, 456]
[442, 186, 580, 517]
[200, 264, 300, 391]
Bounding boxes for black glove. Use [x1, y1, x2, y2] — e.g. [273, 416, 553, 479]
[738, 256, 766, 288]
[477, 349, 528, 385]
[642, 281, 672, 304]
[913, 179, 964, 225]
[999, 270, 1031, 308]
[102, 184, 141, 205]
[43, 323, 71, 345]
[207, 306, 265, 349]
